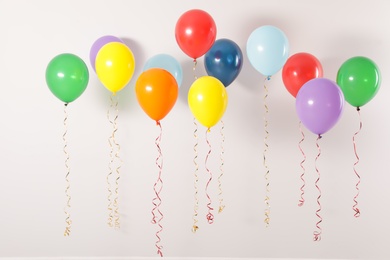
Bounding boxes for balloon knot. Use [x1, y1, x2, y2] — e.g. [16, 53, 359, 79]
[64, 103, 68, 107]
[207, 127, 211, 133]
[357, 107, 360, 111]
[266, 76, 271, 80]
[156, 121, 161, 126]
[318, 134, 322, 139]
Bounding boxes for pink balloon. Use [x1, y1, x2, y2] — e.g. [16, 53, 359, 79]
[296, 78, 344, 135]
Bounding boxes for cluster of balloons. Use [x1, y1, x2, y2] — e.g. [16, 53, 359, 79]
[90, 35, 181, 124]
[45, 35, 136, 105]
[281, 53, 380, 136]
[47, 34, 182, 124]
[45, 9, 381, 136]
[175, 9, 243, 130]
[244, 22, 381, 137]
[281, 52, 344, 136]
[244, 24, 340, 136]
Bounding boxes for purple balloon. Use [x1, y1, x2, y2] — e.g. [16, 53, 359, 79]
[296, 78, 344, 135]
[89, 35, 123, 71]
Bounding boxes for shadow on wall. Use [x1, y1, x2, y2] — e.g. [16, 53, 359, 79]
[119, 37, 146, 113]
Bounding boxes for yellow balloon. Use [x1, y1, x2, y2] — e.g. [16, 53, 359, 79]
[188, 76, 228, 129]
[95, 42, 135, 94]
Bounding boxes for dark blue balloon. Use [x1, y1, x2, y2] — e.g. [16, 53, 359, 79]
[204, 38, 243, 87]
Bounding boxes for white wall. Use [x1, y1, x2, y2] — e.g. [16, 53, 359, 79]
[0, 0, 389, 259]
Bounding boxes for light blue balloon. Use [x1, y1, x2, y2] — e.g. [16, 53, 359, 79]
[246, 25, 289, 76]
[143, 54, 183, 87]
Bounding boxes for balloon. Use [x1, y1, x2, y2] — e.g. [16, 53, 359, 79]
[175, 9, 217, 59]
[143, 54, 183, 87]
[296, 78, 344, 135]
[135, 68, 178, 123]
[204, 38, 243, 87]
[336, 56, 381, 108]
[45, 53, 89, 103]
[188, 76, 228, 129]
[89, 35, 123, 72]
[95, 42, 135, 94]
[282, 52, 323, 97]
[246, 25, 289, 76]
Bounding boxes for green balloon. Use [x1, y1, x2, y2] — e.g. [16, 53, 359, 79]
[46, 53, 89, 103]
[336, 56, 381, 108]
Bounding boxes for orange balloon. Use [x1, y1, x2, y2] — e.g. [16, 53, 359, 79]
[135, 68, 179, 123]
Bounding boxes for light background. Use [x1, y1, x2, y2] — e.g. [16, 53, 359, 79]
[0, 0, 389, 259]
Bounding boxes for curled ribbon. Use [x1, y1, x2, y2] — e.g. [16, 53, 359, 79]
[298, 121, 306, 207]
[63, 103, 72, 236]
[107, 94, 122, 228]
[192, 118, 199, 233]
[218, 120, 226, 213]
[193, 59, 198, 81]
[313, 135, 323, 241]
[263, 76, 271, 227]
[205, 128, 214, 224]
[151, 122, 164, 257]
[352, 107, 362, 218]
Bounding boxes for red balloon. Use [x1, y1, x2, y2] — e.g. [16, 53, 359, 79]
[282, 52, 323, 97]
[175, 9, 217, 60]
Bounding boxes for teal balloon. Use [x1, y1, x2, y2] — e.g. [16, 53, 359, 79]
[143, 54, 183, 87]
[246, 25, 289, 76]
[46, 53, 89, 103]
